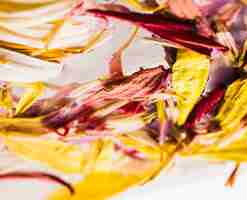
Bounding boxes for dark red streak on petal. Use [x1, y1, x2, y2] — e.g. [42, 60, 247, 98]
[185, 86, 226, 129]
[79, 116, 106, 130]
[144, 26, 227, 54]
[42, 105, 95, 129]
[87, 9, 227, 55]
[118, 101, 144, 114]
[55, 126, 70, 137]
[0, 171, 75, 195]
[87, 9, 195, 32]
[114, 144, 144, 160]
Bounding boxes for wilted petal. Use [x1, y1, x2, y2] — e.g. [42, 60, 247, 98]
[88, 9, 227, 55]
[43, 66, 166, 129]
[0, 48, 62, 82]
[185, 86, 226, 129]
[172, 50, 210, 125]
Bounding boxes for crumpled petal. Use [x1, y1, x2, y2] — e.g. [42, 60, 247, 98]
[172, 50, 209, 126]
[216, 79, 247, 131]
[87, 9, 227, 55]
[2, 133, 89, 173]
[15, 82, 45, 115]
[0, 48, 62, 82]
[48, 140, 161, 200]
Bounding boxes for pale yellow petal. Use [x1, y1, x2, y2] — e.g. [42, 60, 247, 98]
[172, 50, 209, 125]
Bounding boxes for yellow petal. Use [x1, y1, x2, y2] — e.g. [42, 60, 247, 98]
[216, 79, 247, 130]
[51, 172, 146, 200]
[15, 82, 45, 115]
[117, 135, 161, 160]
[121, 0, 164, 12]
[49, 141, 161, 200]
[156, 100, 167, 123]
[3, 135, 86, 173]
[0, 2, 48, 12]
[181, 126, 247, 162]
[0, 85, 13, 113]
[0, 117, 45, 134]
[172, 50, 209, 125]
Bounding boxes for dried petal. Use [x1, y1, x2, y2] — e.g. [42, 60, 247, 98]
[0, 84, 13, 114]
[172, 50, 209, 126]
[185, 86, 226, 129]
[15, 82, 45, 115]
[109, 26, 139, 78]
[88, 9, 227, 55]
[123, 0, 162, 12]
[43, 66, 166, 129]
[49, 141, 161, 200]
[216, 79, 247, 130]
[3, 134, 87, 173]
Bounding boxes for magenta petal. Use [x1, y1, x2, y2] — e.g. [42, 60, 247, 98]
[185, 86, 226, 129]
[143, 25, 227, 55]
[87, 9, 195, 32]
[87, 9, 227, 55]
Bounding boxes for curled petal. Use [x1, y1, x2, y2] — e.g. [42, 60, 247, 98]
[185, 86, 226, 129]
[87, 9, 227, 55]
[43, 66, 167, 129]
[0, 48, 62, 82]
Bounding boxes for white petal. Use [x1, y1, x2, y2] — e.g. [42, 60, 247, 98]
[0, 48, 62, 82]
[0, 1, 72, 19]
[50, 22, 166, 85]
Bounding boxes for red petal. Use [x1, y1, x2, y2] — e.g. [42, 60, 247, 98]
[185, 86, 226, 129]
[43, 66, 166, 129]
[87, 9, 227, 55]
[88, 9, 195, 32]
